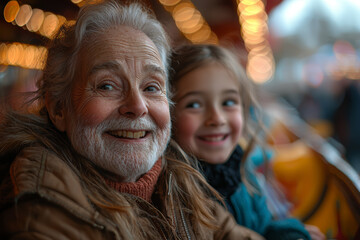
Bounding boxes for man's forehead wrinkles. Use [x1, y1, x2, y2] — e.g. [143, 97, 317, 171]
[112, 40, 161, 59]
[89, 59, 165, 78]
[90, 60, 123, 74]
[91, 39, 158, 56]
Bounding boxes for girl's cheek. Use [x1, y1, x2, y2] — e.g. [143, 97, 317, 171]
[232, 112, 244, 137]
[174, 114, 196, 141]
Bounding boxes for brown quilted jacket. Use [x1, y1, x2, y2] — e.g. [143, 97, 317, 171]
[0, 146, 264, 240]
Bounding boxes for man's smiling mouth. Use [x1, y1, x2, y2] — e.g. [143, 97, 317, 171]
[108, 130, 147, 139]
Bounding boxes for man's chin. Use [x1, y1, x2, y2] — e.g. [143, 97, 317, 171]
[106, 157, 159, 182]
[115, 167, 153, 182]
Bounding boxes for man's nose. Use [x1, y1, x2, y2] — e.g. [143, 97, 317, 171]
[204, 106, 226, 127]
[118, 89, 148, 118]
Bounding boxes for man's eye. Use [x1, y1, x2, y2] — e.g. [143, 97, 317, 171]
[98, 84, 114, 91]
[186, 102, 201, 109]
[145, 86, 159, 92]
[223, 100, 236, 107]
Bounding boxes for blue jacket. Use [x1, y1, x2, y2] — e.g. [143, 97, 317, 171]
[199, 145, 311, 240]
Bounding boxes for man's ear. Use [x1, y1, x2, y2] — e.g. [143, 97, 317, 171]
[45, 94, 66, 132]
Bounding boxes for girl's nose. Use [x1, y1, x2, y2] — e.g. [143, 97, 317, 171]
[204, 106, 226, 127]
[118, 89, 148, 118]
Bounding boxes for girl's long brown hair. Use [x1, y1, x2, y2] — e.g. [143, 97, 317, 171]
[169, 44, 268, 195]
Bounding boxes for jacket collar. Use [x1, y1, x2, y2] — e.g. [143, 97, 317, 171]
[10, 146, 93, 210]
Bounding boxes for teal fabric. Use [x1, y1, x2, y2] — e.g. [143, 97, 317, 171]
[248, 144, 273, 167]
[200, 145, 311, 240]
[230, 184, 311, 240]
[230, 184, 272, 234]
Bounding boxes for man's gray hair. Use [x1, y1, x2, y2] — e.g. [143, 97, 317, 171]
[37, 0, 170, 112]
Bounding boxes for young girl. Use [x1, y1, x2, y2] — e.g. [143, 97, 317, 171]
[169, 44, 325, 240]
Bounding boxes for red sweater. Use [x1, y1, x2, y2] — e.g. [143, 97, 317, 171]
[105, 159, 162, 202]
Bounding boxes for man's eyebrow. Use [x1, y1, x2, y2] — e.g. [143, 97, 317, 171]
[89, 61, 123, 75]
[144, 64, 166, 77]
[89, 62, 166, 78]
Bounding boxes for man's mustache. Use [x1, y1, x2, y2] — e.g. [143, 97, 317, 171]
[96, 117, 158, 132]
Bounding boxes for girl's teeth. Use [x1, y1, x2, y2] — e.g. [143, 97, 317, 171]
[203, 136, 224, 142]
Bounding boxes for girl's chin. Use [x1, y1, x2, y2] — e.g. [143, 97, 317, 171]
[200, 156, 229, 165]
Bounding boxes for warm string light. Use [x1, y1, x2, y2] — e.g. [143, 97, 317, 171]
[3, 0, 72, 39]
[158, 0, 218, 44]
[71, 0, 102, 7]
[237, 0, 275, 84]
[0, 42, 47, 70]
[2, 0, 76, 69]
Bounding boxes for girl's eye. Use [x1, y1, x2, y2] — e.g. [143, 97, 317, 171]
[223, 99, 236, 107]
[98, 84, 114, 91]
[185, 102, 201, 109]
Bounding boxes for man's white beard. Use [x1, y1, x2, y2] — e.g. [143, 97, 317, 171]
[68, 115, 170, 182]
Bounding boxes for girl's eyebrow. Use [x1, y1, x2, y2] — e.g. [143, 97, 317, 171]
[224, 89, 240, 95]
[177, 89, 240, 101]
[176, 91, 203, 102]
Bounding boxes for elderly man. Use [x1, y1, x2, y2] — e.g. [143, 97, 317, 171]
[0, 1, 263, 239]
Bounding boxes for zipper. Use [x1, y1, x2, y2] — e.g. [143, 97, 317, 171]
[179, 207, 191, 240]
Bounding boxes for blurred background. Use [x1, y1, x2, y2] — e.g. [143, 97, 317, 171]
[1, 0, 360, 172]
[1, 0, 360, 238]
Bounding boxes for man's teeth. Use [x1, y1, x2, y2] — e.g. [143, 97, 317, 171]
[202, 136, 224, 142]
[110, 130, 146, 139]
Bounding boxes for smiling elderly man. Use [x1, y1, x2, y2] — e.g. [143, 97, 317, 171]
[0, 1, 263, 239]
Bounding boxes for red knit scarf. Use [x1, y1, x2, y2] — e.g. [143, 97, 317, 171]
[105, 158, 162, 202]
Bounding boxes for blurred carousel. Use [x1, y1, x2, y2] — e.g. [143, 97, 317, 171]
[268, 100, 359, 239]
[249, 1, 360, 238]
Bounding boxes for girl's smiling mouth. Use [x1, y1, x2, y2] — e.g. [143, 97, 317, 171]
[198, 134, 229, 143]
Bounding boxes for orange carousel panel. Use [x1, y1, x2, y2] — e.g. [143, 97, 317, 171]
[271, 140, 360, 239]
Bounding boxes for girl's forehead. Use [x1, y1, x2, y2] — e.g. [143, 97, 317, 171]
[175, 62, 240, 98]
[180, 62, 238, 86]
